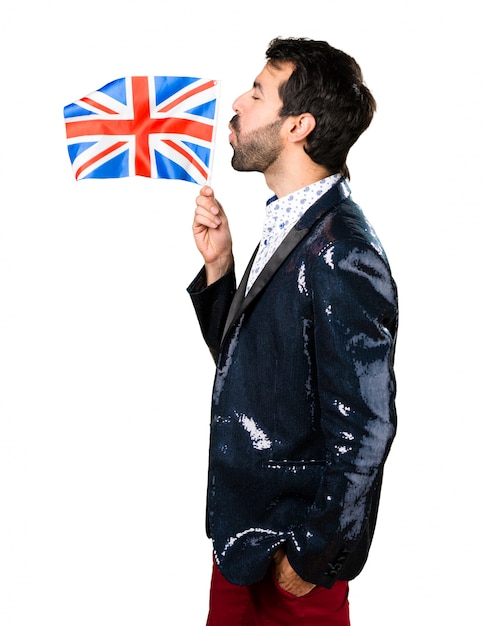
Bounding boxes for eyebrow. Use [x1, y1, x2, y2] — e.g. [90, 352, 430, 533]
[253, 80, 264, 95]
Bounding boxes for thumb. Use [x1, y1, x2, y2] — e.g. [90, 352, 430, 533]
[201, 185, 214, 198]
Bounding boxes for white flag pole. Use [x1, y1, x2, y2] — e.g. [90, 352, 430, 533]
[206, 79, 221, 188]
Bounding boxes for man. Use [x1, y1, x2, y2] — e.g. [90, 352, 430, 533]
[188, 37, 398, 625]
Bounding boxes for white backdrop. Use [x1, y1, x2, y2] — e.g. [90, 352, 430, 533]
[1, 1, 482, 624]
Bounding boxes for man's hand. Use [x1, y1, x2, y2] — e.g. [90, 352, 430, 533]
[273, 548, 316, 597]
[192, 186, 233, 285]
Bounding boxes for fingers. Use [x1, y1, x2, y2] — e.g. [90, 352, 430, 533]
[191, 186, 233, 281]
[200, 184, 214, 198]
[194, 186, 223, 229]
[273, 552, 316, 597]
[273, 547, 285, 564]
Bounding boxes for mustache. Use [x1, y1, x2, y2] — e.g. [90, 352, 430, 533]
[229, 115, 240, 133]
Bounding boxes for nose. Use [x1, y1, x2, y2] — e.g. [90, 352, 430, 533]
[232, 96, 241, 113]
[232, 90, 247, 113]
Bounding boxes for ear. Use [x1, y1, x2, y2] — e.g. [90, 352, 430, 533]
[286, 113, 316, 143]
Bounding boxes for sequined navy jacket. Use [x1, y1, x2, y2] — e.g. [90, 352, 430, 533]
[188, 179, 398, 588]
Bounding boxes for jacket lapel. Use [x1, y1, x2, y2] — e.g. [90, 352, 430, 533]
[221, 178, 351, 343]
[221, 245, 259, 339]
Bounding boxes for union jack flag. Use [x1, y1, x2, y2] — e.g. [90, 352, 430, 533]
[64, 76, 220, 184]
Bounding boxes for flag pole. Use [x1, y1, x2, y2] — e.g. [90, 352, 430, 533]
[206, 79, 221, 188]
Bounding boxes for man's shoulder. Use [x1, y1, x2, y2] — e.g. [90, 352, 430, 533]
[302, 197, 390, 270]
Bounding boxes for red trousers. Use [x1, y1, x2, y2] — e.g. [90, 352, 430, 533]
[206, 559, 350, 626]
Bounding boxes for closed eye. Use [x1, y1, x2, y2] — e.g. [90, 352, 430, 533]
[252, 80, 264, 100]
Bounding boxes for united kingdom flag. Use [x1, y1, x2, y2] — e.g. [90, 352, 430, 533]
[64, 76, 220, 184]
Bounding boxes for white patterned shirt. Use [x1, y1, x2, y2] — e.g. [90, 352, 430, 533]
[246, 174, 342, 294]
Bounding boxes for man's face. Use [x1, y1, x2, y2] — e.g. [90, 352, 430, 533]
[229, 61, 294, 173]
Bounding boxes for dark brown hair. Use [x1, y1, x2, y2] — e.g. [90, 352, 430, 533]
[266, 37, 376, 179]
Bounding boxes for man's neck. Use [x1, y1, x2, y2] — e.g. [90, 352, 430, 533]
[264, 157, 332, 198]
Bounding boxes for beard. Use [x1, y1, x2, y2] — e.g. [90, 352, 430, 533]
[230, 116, 284, 173]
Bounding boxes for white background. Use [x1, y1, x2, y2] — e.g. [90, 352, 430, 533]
[1, 1, 482, 624]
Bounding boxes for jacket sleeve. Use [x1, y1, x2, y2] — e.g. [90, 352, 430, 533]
[287, 237, 398, 586]
[187, 267, 237, 362]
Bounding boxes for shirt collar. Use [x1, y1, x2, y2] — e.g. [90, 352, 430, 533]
[266, 173, 342, 217]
